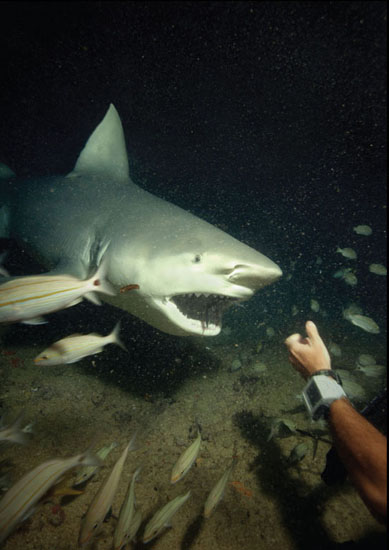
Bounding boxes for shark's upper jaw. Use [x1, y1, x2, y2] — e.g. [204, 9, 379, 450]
[159, 292, 242, 336]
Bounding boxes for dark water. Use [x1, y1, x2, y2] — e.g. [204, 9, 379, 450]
[0, 4, 386, 548]
[0, 0, 386, 390]
[0, 0, 387, 390]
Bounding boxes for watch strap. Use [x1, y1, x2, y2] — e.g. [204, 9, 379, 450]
[311, 369, 343, 386]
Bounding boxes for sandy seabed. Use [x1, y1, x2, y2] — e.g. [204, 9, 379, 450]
[0, 313, 386, 550]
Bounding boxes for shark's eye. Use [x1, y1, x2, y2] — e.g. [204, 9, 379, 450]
[193, 254, 201, 263]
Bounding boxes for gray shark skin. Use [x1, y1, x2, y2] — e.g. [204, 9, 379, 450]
[0, 105, 282, 336]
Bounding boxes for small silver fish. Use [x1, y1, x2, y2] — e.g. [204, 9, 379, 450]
[0, 258, 115, 325]
[78, 433, 137, 547]
[348, 314, 380, 334]
[343, 272, 358, 286]
[287, 442, 308, 465]
[171, 430, 201, 484]
[73, 441, 118, 486]
[356, 354, 376, 367]
[353, 224, 372, 236]
[342, 303, 363, 321]
[34, 321, 126, 366]
[355, 364, 386, 377]
[369, 263, 387, 276]
[336, 247, 357, 260]
[203, 462, 235, 518]
[114, 466, 142, 550]
[0, 448, 101, 544]
[328, 342, 342, 358]
[267, 418, 297, 442]
[143, 490, 191, 543]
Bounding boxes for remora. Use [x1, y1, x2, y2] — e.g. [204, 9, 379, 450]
[0, 105, 282, 336]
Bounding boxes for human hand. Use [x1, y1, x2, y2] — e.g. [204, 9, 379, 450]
[284, 320, 331, 379]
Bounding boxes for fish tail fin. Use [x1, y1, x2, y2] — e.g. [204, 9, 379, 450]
[78, 447, 104, 468]
[6, 410, 29, 445]
[127, 430, 139, 453]
[109, 320, 127, 352]
[84, 292, 102, 306]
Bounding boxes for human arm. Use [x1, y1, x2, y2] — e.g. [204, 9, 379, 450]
[329, 397, 387, 524]
[285, 320, 387, 524]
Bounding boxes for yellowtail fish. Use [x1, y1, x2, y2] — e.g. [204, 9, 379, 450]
[336, 247, 357, 260]
[34, 321, 126, 366]
[78, 432, 137, 547]
[0, 260, 115, 325]
[113, 466, 142, 550]
[348, 314, 380, 334]
[143, 490, 191, 543]
[0, 411, 28, 445]
[171, 430, 201, 484]
[73, 441, 119, 486]
[0, 448, 101, 544]
[203, 462, 235, 518]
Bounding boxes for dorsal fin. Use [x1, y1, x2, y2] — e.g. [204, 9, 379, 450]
[67, 104, 129, 181]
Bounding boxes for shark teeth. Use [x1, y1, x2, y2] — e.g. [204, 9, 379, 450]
[170, 293, 237, 329]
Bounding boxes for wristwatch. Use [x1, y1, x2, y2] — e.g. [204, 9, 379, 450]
[302, 370, 347, 420]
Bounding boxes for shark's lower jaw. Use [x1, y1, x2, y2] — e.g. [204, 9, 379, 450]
[164, 293, 240, 336]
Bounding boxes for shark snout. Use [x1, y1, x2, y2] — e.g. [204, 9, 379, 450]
[228, 261, 282, 289]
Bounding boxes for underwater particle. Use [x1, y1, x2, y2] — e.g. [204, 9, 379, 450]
[266, 327, 275, 338]
[310, 299, 320, 312]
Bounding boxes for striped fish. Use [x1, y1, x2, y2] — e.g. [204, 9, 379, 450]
[113, 466, 142, 550]
[78, 432, 137, 547]
[0, 449, 101, 544]
[143, 490, 191, 543]
[34, 321, 126, 366]
[0, 259, 115, 325]
[203, 461, 235, 518]
[171, 430, 201, 484]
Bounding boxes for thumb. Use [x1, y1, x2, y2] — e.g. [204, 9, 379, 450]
[305, 320, 319, 341]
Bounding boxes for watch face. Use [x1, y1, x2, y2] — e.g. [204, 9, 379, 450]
[306, 379, 321, 406]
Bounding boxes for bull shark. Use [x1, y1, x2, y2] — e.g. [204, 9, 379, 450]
[0, 104, 282, 336]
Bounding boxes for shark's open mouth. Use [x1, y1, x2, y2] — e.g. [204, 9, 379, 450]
[170, 293, 239, 332]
